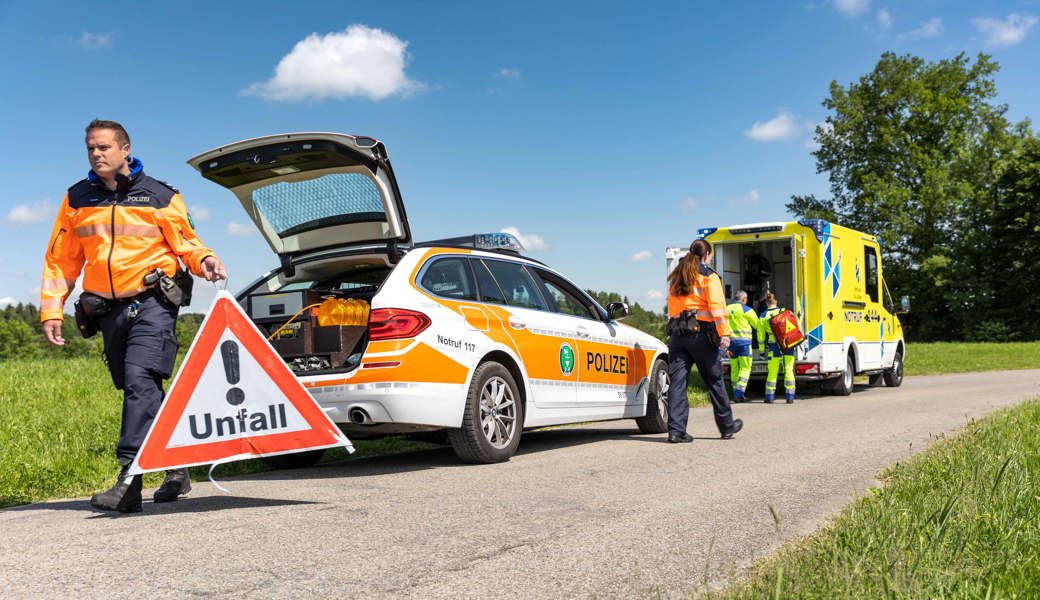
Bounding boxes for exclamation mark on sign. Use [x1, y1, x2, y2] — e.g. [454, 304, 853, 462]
[221, 340, 245, 406]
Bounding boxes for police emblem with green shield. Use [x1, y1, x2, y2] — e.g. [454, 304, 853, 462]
[559, 342, 575, 376]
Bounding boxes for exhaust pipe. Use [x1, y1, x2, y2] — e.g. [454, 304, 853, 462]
[348, 407, 373, 425]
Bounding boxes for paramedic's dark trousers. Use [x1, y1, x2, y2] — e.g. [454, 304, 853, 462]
[97, 294, 179, 464]
[666, 330, 735, 436]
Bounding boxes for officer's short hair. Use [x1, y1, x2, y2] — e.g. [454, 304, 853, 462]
[734, 290, 748, 303]
[86, 119, 131, 147]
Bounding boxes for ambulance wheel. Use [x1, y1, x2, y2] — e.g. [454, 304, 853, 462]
[449, 361, 523, 463]
[832, 355, 855, 396]
[636, 358, 669, 434]
[883, 351, 904, 387]
[261, 449, 326, 470]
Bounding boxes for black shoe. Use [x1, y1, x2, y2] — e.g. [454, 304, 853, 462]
[153, 468, 191, 503]
[721, 419, 744, 440]
[667, 432, 694, 443]
[90, 466, 142, 513]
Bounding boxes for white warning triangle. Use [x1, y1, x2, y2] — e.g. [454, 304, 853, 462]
[127, 290, 352, 475]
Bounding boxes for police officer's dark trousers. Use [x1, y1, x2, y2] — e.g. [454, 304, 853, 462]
[97, 294, 179, 464]
[666, 329, 736, 436]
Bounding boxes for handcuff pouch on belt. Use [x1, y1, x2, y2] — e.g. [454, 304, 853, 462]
[74, 292, 113, 338]
[143, 268, 193, 307]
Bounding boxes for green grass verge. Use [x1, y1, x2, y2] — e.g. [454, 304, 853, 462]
[903, 341, 1040, 376]
[712, 398, 1040, 599]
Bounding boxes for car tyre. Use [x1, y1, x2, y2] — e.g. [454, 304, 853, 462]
[831, 354, 855, 396]
[261, 449, 326, 470]
[883, 351, 904, 387]
[635, 358, 669, 434]
[449, 361, 523, 463]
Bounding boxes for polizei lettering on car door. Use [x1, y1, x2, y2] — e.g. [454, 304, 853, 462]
[188, 404, 289, 439]
[586, 351, 628, 374]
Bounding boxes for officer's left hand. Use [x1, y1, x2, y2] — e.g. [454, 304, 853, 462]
[201, 256, 228, 282]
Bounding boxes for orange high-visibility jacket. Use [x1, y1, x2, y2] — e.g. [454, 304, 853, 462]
[667, 263, 732, 337]
[40, 159, 215, 322]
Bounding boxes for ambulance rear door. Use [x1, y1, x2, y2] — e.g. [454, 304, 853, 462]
[859, 241, 884, 370]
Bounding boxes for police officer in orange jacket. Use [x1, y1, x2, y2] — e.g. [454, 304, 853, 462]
[41, 119, 227, 512]
[664, 239, 743, 443]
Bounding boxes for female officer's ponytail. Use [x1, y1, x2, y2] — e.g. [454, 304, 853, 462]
[668, 239, 712, 296]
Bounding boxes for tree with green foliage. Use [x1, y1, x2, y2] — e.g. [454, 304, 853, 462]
[788, 52, 1022, 340]
[985, 132, 1040, 340]
[0, 318, 40, 360]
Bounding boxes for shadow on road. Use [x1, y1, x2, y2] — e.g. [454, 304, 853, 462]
[236, 425, 664, 483]
[5, 495, 319, 517]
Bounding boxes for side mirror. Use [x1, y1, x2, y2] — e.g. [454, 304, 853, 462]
[899, 295, 911, 314]
[606, 302, 629, 320]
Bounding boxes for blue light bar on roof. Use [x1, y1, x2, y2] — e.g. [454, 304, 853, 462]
[475, 233, 524, 252]
[421, 232, 525, 253]
[697, 227, 718, 238]
[798, 219, 831, 242]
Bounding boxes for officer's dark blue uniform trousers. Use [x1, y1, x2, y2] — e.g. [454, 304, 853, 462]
[97, 294, 179, 464]
[666, 328, 735, 437]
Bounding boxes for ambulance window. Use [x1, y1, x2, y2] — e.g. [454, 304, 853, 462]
[531, 268, 596, 320]
[470, 259, 507, 304]
[864, 247, 879, 303]
[418, 257, 477, 300]
[482, 260, 548, 310]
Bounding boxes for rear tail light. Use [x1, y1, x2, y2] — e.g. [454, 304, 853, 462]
[368, 308, 431, 340]
[795, 363, 819, 375]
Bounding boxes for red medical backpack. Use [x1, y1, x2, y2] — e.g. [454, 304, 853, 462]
[769, 309, 805, 351]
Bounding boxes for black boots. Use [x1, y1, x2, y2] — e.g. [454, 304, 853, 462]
[90, 465, 142, 513]
[153, 468, 191, 503]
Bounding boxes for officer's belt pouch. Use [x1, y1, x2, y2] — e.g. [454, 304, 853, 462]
[667, 311, 702, 336]
[173, 269, 193, 307]
[74, 292, 111, 338]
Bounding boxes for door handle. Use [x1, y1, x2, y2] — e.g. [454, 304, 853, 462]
[575, 326, 590, 338]
[508, 317, 526, 330]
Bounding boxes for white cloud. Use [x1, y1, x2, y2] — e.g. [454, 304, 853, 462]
[745, 189, 761, 203]
[745, 111, 800, 142]
[80, 31, 113, 49]
[877, 8, 893, 30]
[628, 250, 652, 263]
[6, 201, 53, 224]
[972, 13, 1038, 46]
[243, 24, 424, 102]
[901, 17, 943, 39]
[494, 68, 522, 80]
[0, 296, 17, 308]
[500, 227, 547, 250]
[646, 289, 663, 300]
[227, 222, 257, 236]
[680, 197, 699, 212]
[835, 0, 870, 17]
[189, 206, 210, 221]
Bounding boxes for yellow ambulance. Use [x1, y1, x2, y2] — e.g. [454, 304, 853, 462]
[666, 220, 908, 395]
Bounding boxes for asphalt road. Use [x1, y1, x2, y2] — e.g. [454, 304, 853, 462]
[2, 370, 1039, 599]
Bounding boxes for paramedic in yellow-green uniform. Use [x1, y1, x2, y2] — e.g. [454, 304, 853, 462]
[725, 290, 758, 402]
[758, 291, 795, 403]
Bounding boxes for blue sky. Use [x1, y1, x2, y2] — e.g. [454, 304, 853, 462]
[1, 1, 1037, 314]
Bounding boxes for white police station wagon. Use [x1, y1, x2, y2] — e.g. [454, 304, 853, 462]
[189, 133, 669, 464]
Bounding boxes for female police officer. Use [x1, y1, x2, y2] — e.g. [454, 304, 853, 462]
[665, 239, 743, 442]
